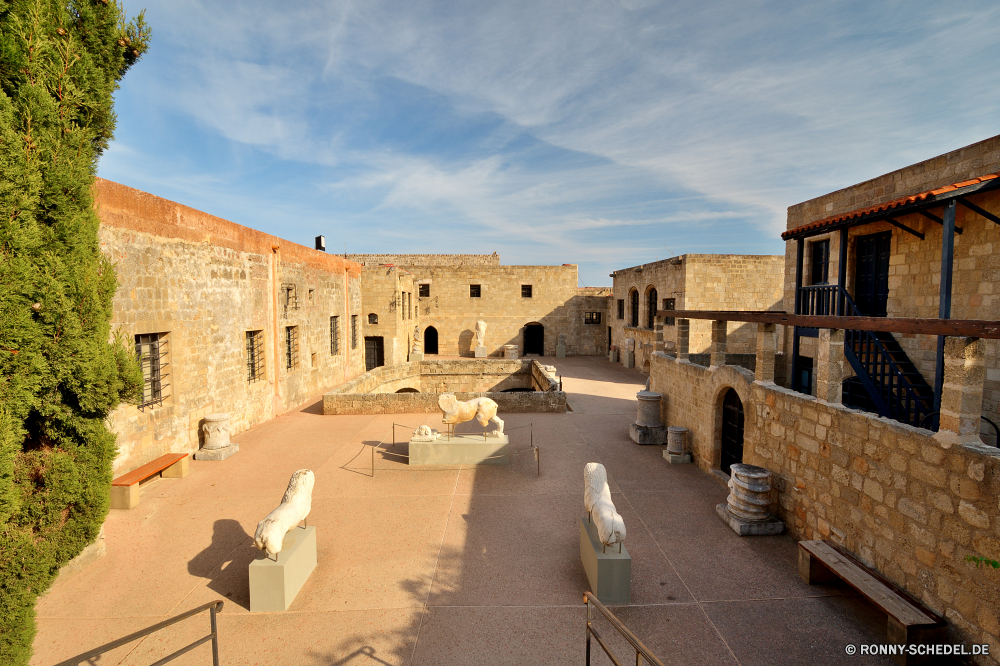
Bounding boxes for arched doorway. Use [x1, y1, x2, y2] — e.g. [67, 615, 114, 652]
[646, 287, 657, 329]
[396, 387, 419, 393]
[424, 326, 439, 355]
[524, 323, 544, 355]
[720, 388, 744, 475]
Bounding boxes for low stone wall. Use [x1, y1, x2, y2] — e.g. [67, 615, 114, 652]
[323, 359, 565, 414]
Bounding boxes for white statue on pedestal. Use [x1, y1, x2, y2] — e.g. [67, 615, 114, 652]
[475, 320, 487, 347]
[584, 463, 626, 546]
[254, 469, 314, 558]
[438, 393, 504, 436]
[412, 325, 422, 353]
[412, 425, 441, 441]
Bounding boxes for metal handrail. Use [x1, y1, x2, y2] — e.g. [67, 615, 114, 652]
[919, 412, 1000, 448]
[54, 600, 224, 666]
[584, 591, 665, 666]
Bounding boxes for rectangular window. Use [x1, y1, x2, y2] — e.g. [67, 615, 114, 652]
[810, 239, 830, 285]
[419, 283, 430, 298]
[521, 285, 532, 298]
[663, 298, 676, 326]
[330, 316, 339, 354]
[308, 288, 315, 305]
[617, 299, 624, 320]
[351, 315, 358, 349]
[285, 326, 299, 370]
[135, 333, 169, 410]
[584, 312, 602, 325]
[470, 284, 481, 298]
[246, 330, 265, 382]
[281, 283, 298, 317]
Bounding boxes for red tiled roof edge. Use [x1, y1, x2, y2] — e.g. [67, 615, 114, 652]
[781, 173, 1000, 240]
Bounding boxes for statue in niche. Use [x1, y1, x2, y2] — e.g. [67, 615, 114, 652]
[438, 393, 504, 436]
[254, 469, 314, 558]
[584, 462, 626, 546]
[475, 320, 487, 348]
[412, 325, 422, 353]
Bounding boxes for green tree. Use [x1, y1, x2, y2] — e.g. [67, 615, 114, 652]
[0, 1, 148, 662]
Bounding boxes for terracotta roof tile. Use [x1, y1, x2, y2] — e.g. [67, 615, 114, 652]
[782, 172, 999, 240]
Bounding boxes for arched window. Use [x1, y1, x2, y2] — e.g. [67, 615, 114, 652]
[647, 288, 657, 329]
[368, 313, 378, 325]
[629, 290, 639, 327]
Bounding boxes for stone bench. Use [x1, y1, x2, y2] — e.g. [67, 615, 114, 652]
[111, 453, 189, 509]
[799, 540, 946, 665]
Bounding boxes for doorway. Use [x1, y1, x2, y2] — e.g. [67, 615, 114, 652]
[364, 336, 385, 371]
[720, 388, 744, 475]
[424, 326, 438, 355]
[524, 323, 544, 355]
[854, 232, 892, 317]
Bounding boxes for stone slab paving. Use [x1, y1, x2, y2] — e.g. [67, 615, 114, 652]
[32, 356, 893, 666]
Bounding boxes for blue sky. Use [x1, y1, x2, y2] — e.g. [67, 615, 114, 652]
[100, 0, 1000, 287]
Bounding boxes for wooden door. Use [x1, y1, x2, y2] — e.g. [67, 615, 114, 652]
[720, 388, 744, 475]
[854, 232, 892, 317]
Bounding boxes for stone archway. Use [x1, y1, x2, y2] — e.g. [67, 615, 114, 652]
[720, 388, 744, 475]
[424, 326, 439, 355]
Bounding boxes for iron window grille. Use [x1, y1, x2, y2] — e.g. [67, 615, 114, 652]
[418, 284, 430, 298]
[584, 312, 602, 324]
[281, 283, 298, 318]
[470, 284, 481, 298]
[617, 299, 624, 320]
[330, 316, 339, 354]
[368, 313, 378, 325]
[135, 333, 169, 411]
[351, 315, 358, 349]
[521, 285, 532, 298]
[285, 326, 299, 370]
[662, 298, 676, 326]
[246, 330, 265, 382]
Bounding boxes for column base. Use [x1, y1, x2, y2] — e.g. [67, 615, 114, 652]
[195, 443, 240, 461]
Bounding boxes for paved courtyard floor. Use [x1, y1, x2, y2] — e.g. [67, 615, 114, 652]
[33, 356, 893, 665]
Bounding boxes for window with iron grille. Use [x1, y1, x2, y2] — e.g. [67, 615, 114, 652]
[351, 315, 358, 349]
[584, 312, 601, 325]
[330, 316, 339, 354]
[470, 284, 481, 298]
[662, 298, 676, 326]
[246, 330, 264, 382]
[281, 283, 298, 318]
[368, 313, 378, 325]
[521, 285, 532, 298]
[617, 299, 624, 319]
[419, 284, 430, 298]
[285, 326, 299, 370]
[135, 333, 169, 410]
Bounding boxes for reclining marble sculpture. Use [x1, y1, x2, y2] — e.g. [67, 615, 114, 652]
[584, 462, 626, 546]
[254, 469, 315, 558]
[412, 425, 441, 441]
[438, 393, 504, 436]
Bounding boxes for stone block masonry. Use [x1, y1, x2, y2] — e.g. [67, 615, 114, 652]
[96, 179, 366, 474]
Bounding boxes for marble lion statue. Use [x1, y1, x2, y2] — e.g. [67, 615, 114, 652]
[438, 393, 504, 436]
[584, 462, 626, 546]
[254, 469, 314, 557]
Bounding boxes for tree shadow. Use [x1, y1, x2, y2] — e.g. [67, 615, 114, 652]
[187, 519, 255, 610]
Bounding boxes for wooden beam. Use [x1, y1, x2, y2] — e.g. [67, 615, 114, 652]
[654, 310, 1000, 339]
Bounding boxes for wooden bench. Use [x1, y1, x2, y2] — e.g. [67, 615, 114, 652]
[799, 540, 946, 665]
[111, 453, 190, 509]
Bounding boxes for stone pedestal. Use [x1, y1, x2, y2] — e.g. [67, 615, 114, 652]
[630, 390, 667, 445]
[249, 526, 317, 612]
[624, 351, 635, 369]
[410, 433, 510, 466]
[504, 344, 519, 359]
[410, 352, 424, 362]
[609, 350, 618, 363]
[474, 346, 488, 358]
[556, 344, 567, 358]
[580, 517, 631, 605]
[664, 426, 691, 463]
[196, 413, 239, 461]
[716, 464, 785, 536]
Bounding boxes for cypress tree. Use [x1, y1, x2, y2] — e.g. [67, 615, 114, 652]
[0, 1, 149, 662]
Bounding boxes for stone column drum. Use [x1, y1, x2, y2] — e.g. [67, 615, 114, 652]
[504, 344, 519, 359]
[195, 413, 240, 461]
[716, 464, 784, 535]
[629, 390, 667, 445]
[663, 426, 691, 464]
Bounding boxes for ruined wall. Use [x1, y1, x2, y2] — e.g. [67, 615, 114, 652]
[96, 179, 365, 474]
[650, 350, 1000, 663]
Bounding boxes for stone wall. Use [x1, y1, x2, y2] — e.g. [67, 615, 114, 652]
[360, 264, 418, 367]
[349, 253, 501, 268]
[96, 179, 366, 474]
[650, 332, 1000, 663]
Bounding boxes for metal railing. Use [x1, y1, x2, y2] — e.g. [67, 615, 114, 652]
[54, 600, 224, 666]
[584, 591, 665, 666]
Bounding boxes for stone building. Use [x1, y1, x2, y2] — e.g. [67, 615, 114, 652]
[359, 263, 418, 369]
[96, 179, 366, 474]
[647, 135, 1000, 662]
[610, 254, 784, 373]
[348, 254, 611, 357]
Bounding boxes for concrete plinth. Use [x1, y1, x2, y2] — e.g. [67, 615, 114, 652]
[409, 433, 510, 466]
[716, 503, 785, 536]
[195, 442, 239, 461]
[474, 346, 488, 358]
[556, 344, 566, 358]
[580, 517, 631, 605]
[663, 450, 692, 464]
[249, 526, 317, 612]
[629, 423, 667, 445]
[624, 351, 635, 369]
[609, 350, 618, 363]
[410, 352, 424, 362]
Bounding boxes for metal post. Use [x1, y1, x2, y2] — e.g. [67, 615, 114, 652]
[932, 201, 957, 429]
[210, 603, 220, 666]
[837, 228, 848, 315]
[371, 443, 375, 477]
[586, 595, 592, 666]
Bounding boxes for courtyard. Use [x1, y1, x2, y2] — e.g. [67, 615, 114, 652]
[34, 356, 893, 666]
